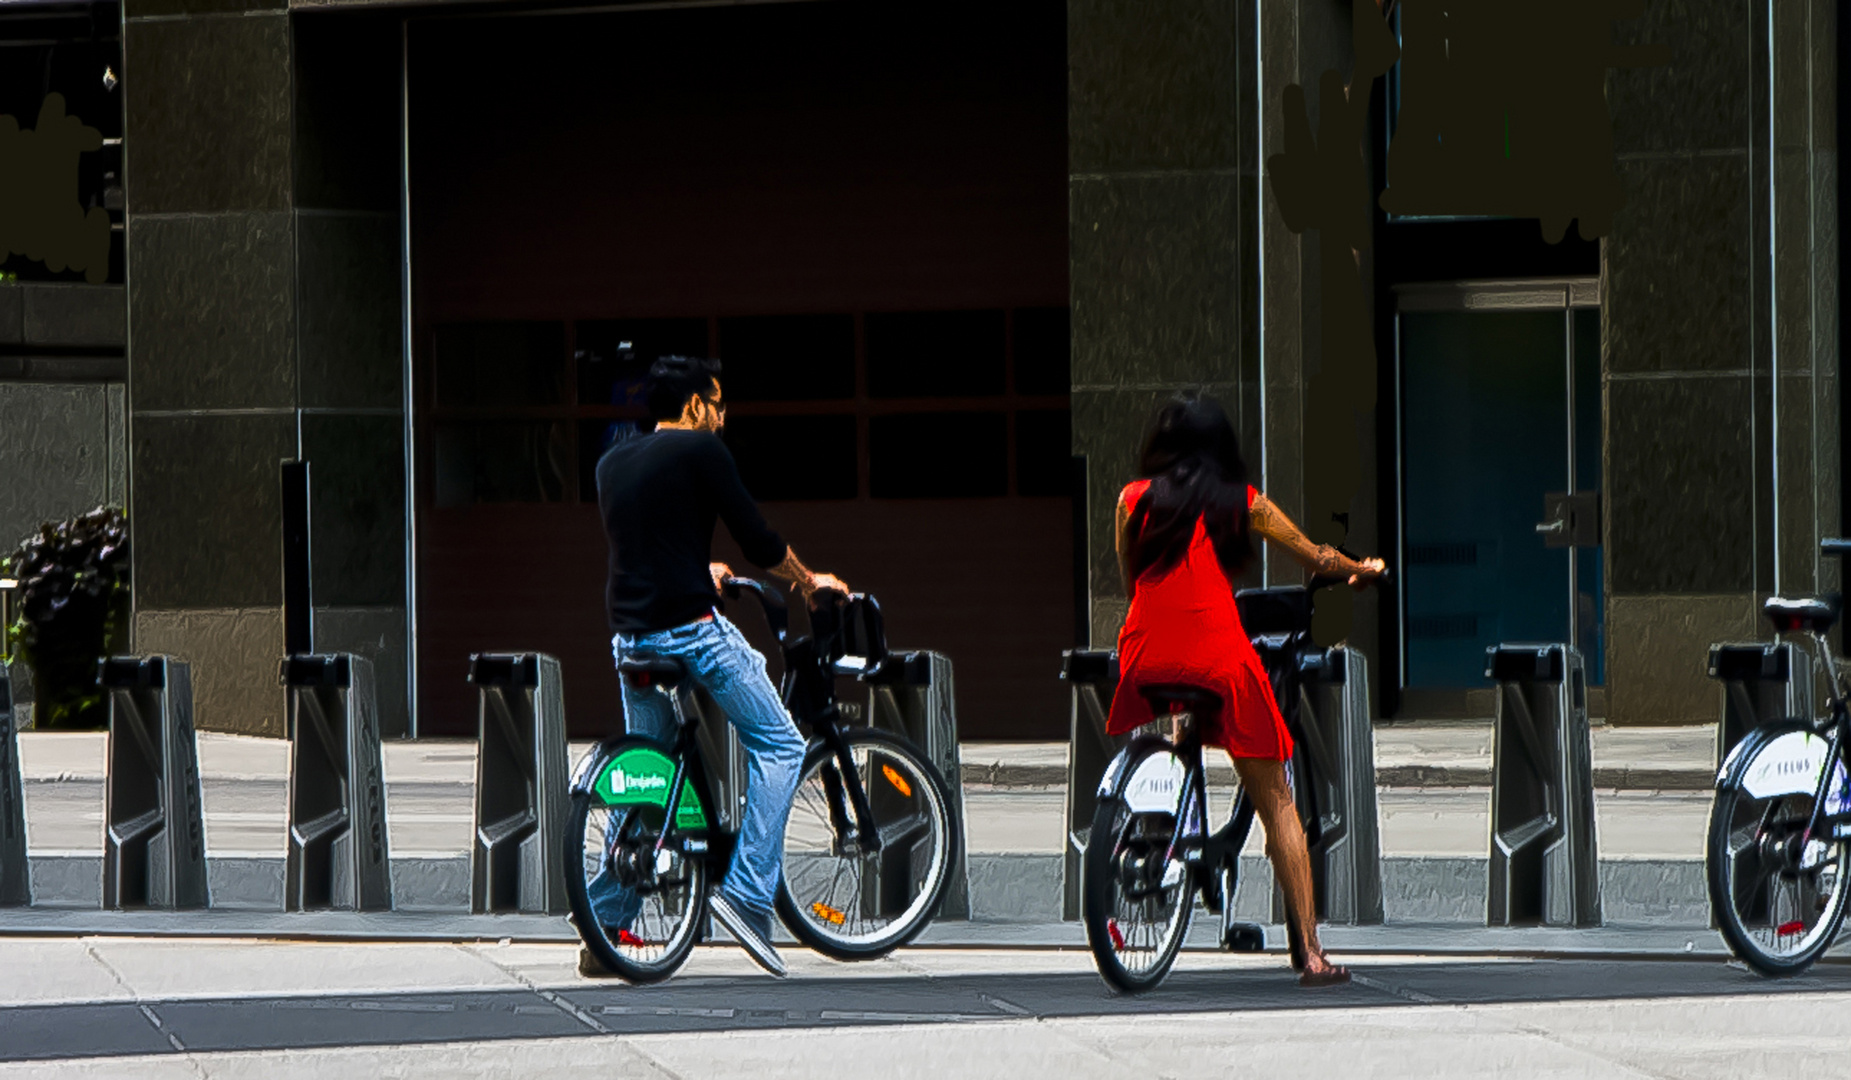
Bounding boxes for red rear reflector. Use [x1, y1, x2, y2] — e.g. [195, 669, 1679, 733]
[1107, 918, 1127, 951]
[1777, 920, 1806, 936]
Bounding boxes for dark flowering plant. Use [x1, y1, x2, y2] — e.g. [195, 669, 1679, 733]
[1, 507, 130, 729]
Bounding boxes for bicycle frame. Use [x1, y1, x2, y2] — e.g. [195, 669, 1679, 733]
[1161, 720, 1256, 902]
[1791, 628, 1851, 845]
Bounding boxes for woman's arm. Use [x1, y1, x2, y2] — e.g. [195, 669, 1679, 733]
[1115, 486, 1137, 599]
[1248, 491, 1385, 584]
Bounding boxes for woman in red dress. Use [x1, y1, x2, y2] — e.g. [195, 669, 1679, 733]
[1108, 394, 1385, 987]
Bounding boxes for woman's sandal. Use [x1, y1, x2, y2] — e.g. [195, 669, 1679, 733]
[1299, 963, 1352, 988]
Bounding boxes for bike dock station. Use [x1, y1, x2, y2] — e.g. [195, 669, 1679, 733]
[1, 661, 28, 907]
[1059, 648, 1121, 921]
[865, 649, 970, 918]
[1708, 641, 1813, 762]
[101, 656, 208, 910]
[1235, 587, 1385, 927]
[1486, 644, 1601, 928]
[282, 653, 392, 912]
[467, 652, 570, 915]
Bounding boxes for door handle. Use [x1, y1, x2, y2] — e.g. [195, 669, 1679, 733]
[1535, 519, 1567, 537]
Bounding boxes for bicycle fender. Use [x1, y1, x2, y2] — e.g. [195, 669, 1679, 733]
[569, 739, 622, 795]
[1095, 735, 1170, 799]
[1715, 721, 1840, 800]
[1097, 736, 1186, 814]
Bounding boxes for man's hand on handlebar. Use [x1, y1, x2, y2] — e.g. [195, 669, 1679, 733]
[801, 573, 852, 605]
[709, 562, 733, 594]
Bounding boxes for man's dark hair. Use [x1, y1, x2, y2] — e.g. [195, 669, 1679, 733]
[643, 355, 722, 421]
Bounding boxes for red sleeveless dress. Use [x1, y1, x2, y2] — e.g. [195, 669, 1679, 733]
[1105, 480, 1293, 760]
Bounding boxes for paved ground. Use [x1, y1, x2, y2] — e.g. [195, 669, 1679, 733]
[1, 937, 1845, 1078]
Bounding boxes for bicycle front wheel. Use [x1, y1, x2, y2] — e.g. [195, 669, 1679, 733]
[1707, 722, 1851, 977]
[1082, 736, 1194, 994]
[776, 727, 957, 960]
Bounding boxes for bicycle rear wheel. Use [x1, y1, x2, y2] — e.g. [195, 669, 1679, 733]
[776, 727, 957, 960]
[1082, 737, 1194, 994]
[1708, 722, 1851, 977]
[564, 739, 709, 984]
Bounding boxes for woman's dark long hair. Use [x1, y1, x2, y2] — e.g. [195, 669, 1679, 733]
[1127, 393, 1256, 581]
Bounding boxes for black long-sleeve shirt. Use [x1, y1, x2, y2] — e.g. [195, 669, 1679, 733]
[596, 429, 789, 634]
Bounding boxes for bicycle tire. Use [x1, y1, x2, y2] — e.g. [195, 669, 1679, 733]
[564, 737, 710, 985]
[1082, 735, 1195, 994]
[775, 726, 958, 960]
[1707, 721, 1851, 977]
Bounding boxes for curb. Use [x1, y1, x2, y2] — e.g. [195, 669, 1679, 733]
[960, 763, 1716, 791]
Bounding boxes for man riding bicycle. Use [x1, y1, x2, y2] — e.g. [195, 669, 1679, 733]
[582, 354, 848, 978]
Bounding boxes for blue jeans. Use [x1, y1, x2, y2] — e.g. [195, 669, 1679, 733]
[585, 614, 806, 928]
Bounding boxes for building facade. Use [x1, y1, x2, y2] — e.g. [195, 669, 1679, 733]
[1, 0, 1841, 739]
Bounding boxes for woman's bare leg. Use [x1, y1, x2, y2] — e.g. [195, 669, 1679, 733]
[1230, 756, 1338, 976]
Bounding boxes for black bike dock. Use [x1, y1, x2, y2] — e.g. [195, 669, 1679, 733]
[282, 653, 392, 912]
[101, 655, 208, 910]
[1486, 644, 1601, 928]
[468, 652, 572, 915]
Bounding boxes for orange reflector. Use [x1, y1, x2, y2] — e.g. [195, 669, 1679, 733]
[881, 764, 912, 797]
[811, 902, 847, 926]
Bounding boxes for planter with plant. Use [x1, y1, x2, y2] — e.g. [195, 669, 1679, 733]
[1, 507, 130, 730]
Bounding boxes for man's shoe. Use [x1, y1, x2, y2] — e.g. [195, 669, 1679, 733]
[708, 890, 785, 977]
[578, 945, 618, 978]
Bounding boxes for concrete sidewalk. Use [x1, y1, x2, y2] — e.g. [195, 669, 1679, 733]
[9, 727, 1721, 921]
[16, 722, 1722, 789]
[958, 722, 1720, 789]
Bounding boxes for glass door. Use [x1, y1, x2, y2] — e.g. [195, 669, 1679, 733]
[1396, 281, 1602, 699]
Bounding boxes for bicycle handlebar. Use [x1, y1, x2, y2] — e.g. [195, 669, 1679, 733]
[721, 575, 790, 639]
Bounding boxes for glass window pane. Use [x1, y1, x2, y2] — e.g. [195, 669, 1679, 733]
[718, 314, 855, 401]
[1015, 409, 1071, 496]
[723, 415, 858, 500]
[434, 322, 566, 407]
[434, 421, 571, 506]
[576, 318, 709, 409]
[870, 412, 1005, 497]
[866, 310, 1005, 398]
[1013, 307, 1070, 395]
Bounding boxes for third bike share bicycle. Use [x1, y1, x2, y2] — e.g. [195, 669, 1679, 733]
[1706, 537, 1851, 976]
[564, 579, 960, 983]
[1081, 568, 1386, 993]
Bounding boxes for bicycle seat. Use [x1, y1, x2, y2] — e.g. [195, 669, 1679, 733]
[1763, 594, 1842, 634]
[1138, 683, 1223, 717]
[618, 655, 687, 689]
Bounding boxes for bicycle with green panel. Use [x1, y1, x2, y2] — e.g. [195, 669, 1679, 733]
[1706, 538, 1851, 976]
[564, 577, 960, 983]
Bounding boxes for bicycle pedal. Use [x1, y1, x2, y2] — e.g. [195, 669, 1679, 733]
[1222, 921, 1266, 953]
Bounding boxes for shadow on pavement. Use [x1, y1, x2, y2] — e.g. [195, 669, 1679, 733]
[4, 959, 1848, 1063]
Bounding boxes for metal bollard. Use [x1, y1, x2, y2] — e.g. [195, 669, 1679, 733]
[865, 650, 970, 918]
[0, 661, 27, 907]
[1708, 642, 1814, 764]
[101, 656, 208, 909]
[1291, 645, 1385, 924]
[467, 653, 570, 914]
[282, 654, 391, 911]
[1485, 643, 1601, 927]
[1059, 648, 1120, 921]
